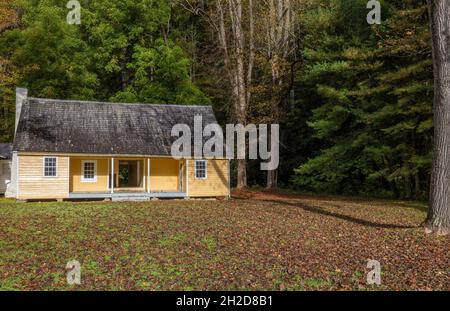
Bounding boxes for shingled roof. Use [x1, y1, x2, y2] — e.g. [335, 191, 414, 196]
[0, 143, 12, 159]
[13, 98, 219, 156]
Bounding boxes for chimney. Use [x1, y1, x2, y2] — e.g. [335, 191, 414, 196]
[15, 88, 28, 134]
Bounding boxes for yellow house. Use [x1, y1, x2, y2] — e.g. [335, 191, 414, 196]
[6, 88, 230, 201]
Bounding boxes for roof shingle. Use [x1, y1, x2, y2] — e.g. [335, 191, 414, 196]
[13, 98, 219, 156]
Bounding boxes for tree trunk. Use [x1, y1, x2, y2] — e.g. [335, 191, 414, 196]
[415, 172, 420, 200]
[262, 0, 296, 190]
[427, 0, 450, 235]
[266, 56, 279, 190]
[237, 159, 247, 189]
[266, 169, 277, 189]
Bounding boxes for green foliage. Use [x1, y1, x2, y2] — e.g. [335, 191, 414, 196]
[292, 0, 432, 199]
[80, 0, 209, 104]
[0, 0, 435, 199]
[112, 39, 209, 104]
[1, 0, 98, 99]
[0, 0, 209, 141]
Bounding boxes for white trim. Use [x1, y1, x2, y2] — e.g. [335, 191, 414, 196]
[17, 151, 228, 160]
[16, 153, 19, 198]
[68, 157, 71, 195]
[147, 158, 150, 193]
[81, 160, 97, 183]
[228, 159, 231, 198]
[43, 156, 58, 178]
[143, 161, 146, 192]
[111, 158, 114, 194]
[186, 159, 189, 197]
[194, 160, 208, 180]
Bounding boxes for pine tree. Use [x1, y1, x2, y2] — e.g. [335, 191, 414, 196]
[292, 0, 433, 199]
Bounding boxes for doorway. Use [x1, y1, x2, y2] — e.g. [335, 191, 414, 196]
[118, 160, 142, 188]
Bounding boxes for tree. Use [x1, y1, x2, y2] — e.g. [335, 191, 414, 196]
[81, 0, 209, 104]
[0, 0, 20, 142]
[254, 0, 300, 189]
[292, 0, 433, 199]
[0, 0, 209, 122]
[427, 0, 450, 235]
[0, 1, 100, 100]
[181, 0, 255, 188]
[213, 0, 255, 188]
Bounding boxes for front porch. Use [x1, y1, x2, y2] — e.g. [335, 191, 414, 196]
[69, 156, 187, 199]
[68, 191, 186, 201]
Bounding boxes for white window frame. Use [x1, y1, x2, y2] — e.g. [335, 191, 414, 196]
[194, 160, 207, 180]
[43, 156, 58, 178]
[81, 160, 97, 183]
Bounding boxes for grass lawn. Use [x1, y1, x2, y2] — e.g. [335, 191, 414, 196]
[0, 190, 448, 291]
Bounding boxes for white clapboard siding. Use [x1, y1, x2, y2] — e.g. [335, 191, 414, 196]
[18, 155, 69, 199]
[188, 159, 229, 197]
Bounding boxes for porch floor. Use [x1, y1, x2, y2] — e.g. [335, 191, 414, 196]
[69, 192, 187, 200]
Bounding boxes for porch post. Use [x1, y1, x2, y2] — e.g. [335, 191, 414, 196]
[143, 160, 146, 192]
[68, 157, 70, 196]
[147, 158, 150, 193]
[228, 159, 231, 198]
[111, 157, 114, 194]
[186, 159, 189, 197]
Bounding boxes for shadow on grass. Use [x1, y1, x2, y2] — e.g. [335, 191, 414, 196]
[260, 199, 418, 229]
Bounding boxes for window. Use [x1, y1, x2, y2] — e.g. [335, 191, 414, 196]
[82, 160, 97, 182]
[195, 160, 207, 179]
[43, 157, 57, 177]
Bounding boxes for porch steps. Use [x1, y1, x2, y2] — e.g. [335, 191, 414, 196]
[112, 195, 150, 202]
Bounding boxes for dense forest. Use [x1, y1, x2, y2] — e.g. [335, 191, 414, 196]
[0, 0, 434, 200]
